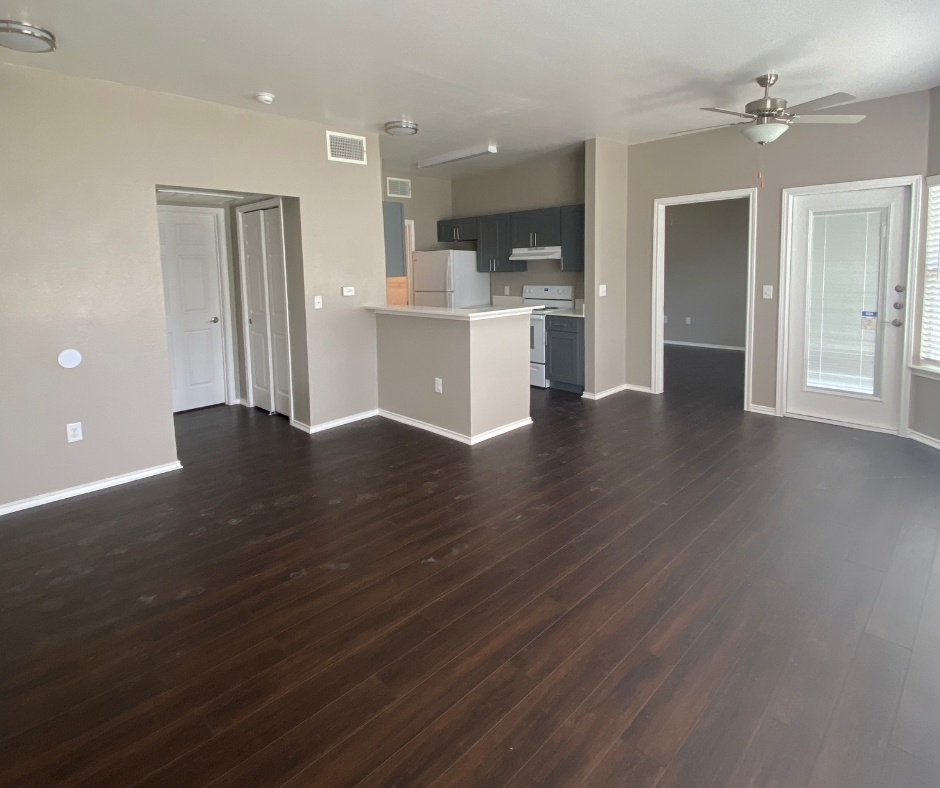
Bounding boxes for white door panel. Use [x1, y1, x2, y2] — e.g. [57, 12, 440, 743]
[159, 208, 226, 412]
[784, 186, 909, 431]
[241, 209, 273, 412]
[263, 208, 291, 416]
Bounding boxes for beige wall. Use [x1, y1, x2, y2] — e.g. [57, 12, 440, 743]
[585, 139, 629, 396]
[375, 313, 530, 440]
[451, 149, 586, 299]
[381, 171, 453, 252]
[664, 199, 749, 348]
[627, 90, 931, 407]
[0, 64, 386, 507]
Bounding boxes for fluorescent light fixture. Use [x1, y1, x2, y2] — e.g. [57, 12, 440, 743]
[417, 143, 497, 168]
[157, 188, 248, 200]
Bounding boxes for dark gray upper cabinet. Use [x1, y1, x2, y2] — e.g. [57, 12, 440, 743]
[477, 213, 526, 273]
[437, 217, 478, 242]
[560, 204, 585, 272]
[546, 315, 585, 393]
[511, 207, 562, 248]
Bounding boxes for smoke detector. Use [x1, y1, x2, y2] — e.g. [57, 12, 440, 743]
[0, 20, 56, 52]
[253, 92, 275, 105]
[384, 120, 419, 136]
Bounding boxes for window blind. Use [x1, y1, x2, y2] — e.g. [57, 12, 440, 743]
[921, 183, 940, 366]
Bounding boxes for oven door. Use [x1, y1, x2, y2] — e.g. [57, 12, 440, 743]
[530, 314, 546, 364]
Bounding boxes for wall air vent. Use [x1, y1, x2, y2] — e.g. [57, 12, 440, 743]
[326, 131, 367, 164]
[386, 177, 412, 198]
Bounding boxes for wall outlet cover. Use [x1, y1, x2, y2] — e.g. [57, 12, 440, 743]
[504, 286, 510, 296]
[685, 317, 691, 324]
[314, 295, 323, 309]
[342, 286, 355, 297]
[664, 315, 668, 323]
[762, 285, 774, 299]
[598, 284, 607, 297]
[66, 422, 83, 442]
[434, 377, 443, 393]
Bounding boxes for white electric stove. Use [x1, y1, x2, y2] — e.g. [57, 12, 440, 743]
[522, 285, 575, 388]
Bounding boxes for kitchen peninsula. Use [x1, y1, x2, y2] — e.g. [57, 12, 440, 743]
[367, 304, 536, 444]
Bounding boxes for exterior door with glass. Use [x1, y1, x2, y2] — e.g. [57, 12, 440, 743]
[784, 185, 910, 431]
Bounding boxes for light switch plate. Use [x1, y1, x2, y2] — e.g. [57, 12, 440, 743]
[67, 422, 83, 442]
[685, 317, 691, 324]
[504, 286, 510, 296]
[664, 315, 668, 323]
[314, 295, 323, 309]
[762, 285, 774, 300]
[434, 377, 443, 393]
[342, 286, 355, 297]
[599, 284, 607, 297]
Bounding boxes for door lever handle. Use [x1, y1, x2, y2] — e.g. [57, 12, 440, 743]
[207, 316, 219, 323]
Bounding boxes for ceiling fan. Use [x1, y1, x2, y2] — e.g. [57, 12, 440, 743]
[673, 74, 865, 145]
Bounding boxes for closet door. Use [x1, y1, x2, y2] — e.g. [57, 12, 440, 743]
[241, 210, 273, 412]
[263, 207, 291, 417]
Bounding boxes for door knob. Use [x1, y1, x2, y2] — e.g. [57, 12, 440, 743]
[895, 284, 905, 292]
[892, 319, 903, 327]
[207, 316, 219, 323]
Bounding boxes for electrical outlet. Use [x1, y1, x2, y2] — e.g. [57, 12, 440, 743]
[762, 285, 774, 300]
[314, 295, 323, 309]
[504, 286, 510, 296]
[664, 315, 668, 323]
[685, 317, 691, 324]
[598, 284, 607, 297]
[342, 286, 355, 297]
[434, 377, 443, 394]
[66, 422, 83, 442]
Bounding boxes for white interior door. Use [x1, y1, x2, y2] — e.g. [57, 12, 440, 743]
[784, 186, 910, 431]
[241, 210, 273, 412]
[262, 207, 291, 417]
[159, 207, 226, 412]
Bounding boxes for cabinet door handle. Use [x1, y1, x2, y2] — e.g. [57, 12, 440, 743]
[534, 232, 537, 246]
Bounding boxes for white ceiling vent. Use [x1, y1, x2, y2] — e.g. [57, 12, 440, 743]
[326, 131, 367, 164]
[386, 177, 412, 198]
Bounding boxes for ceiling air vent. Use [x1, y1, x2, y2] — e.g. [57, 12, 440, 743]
[326, 131, 367, 164]
[387, 177, 412, 198]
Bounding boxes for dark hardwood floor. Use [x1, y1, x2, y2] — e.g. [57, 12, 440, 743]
[3, 345, 940, 788]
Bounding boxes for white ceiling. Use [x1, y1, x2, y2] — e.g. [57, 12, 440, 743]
[3, 0, 939, 178]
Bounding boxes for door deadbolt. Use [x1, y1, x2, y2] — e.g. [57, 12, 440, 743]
[895, 284, 905, 292]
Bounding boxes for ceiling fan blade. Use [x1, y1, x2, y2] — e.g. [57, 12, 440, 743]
[670, 122, 749, 137]
[701, 107, 757, 119]
[791, 114, 866, 124]
[786, 92, 856, 114]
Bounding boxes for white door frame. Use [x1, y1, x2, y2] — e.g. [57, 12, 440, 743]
[651, 188, 759, 410]
[235, 198, 294, 421]
[775, 176, 923, 436]
[158, 204, 237, 406]
[404, 219, 416, 304]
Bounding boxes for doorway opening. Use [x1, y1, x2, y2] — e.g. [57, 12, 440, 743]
[776, 177, 921, 435]
[156, 187, 309, 429]
[652, 189, 758, 409]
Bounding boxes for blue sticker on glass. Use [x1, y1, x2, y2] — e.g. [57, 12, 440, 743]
[861, 311, 877, 317]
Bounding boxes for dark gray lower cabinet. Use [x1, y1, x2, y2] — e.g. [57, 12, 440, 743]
[546, 315, 584, 393]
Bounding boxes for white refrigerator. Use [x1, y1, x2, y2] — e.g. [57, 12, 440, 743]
[412, 250, 491, 308]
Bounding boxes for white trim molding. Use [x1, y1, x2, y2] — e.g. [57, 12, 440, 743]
[664, 340, 745, 351]
[582, 382, 652, 400]
[378, 410, 532, 445]
[0, 462, 183, 517]
[651, 188, 759, 413]
[746, 404, 778, 416]
[291, 409, 379, 434]
[909, 429, 940, 452]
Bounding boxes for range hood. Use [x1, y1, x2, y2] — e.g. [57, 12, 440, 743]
[508, 245, 563, 261]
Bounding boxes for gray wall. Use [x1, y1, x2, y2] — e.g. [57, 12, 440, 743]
[0, 64, 386, 508]
[381, 171, 453, 252]
[451, 149, 586, 299]
[627, 90, 932, 409]
[664, 199, 749, 348]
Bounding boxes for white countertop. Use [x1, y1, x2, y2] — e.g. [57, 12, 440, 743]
[366, 304, 537, 321]
[540, 308, 585, 319]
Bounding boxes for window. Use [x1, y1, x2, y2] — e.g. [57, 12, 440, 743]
[916, 177, 940, 372]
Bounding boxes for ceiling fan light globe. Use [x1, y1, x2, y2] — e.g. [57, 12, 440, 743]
[741, 122, 788, 145]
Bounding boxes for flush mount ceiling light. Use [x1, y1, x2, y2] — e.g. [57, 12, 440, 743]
[384, 120, 419, 136]
[0, 20, 56, 52]
[417, 143, 497, 168]
[253, 92, 275, 105]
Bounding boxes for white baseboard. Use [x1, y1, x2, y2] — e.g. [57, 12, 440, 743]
[747, 404, 778, 416]
[664, 340, 746, 351]
[909, 429, 940, 452]
[582, 382, 653, 400]
[0, 461, 183, 517]
[378, 410, 532, 445]
[291, 409, 379, 435]
[233, 398, 250, 406]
